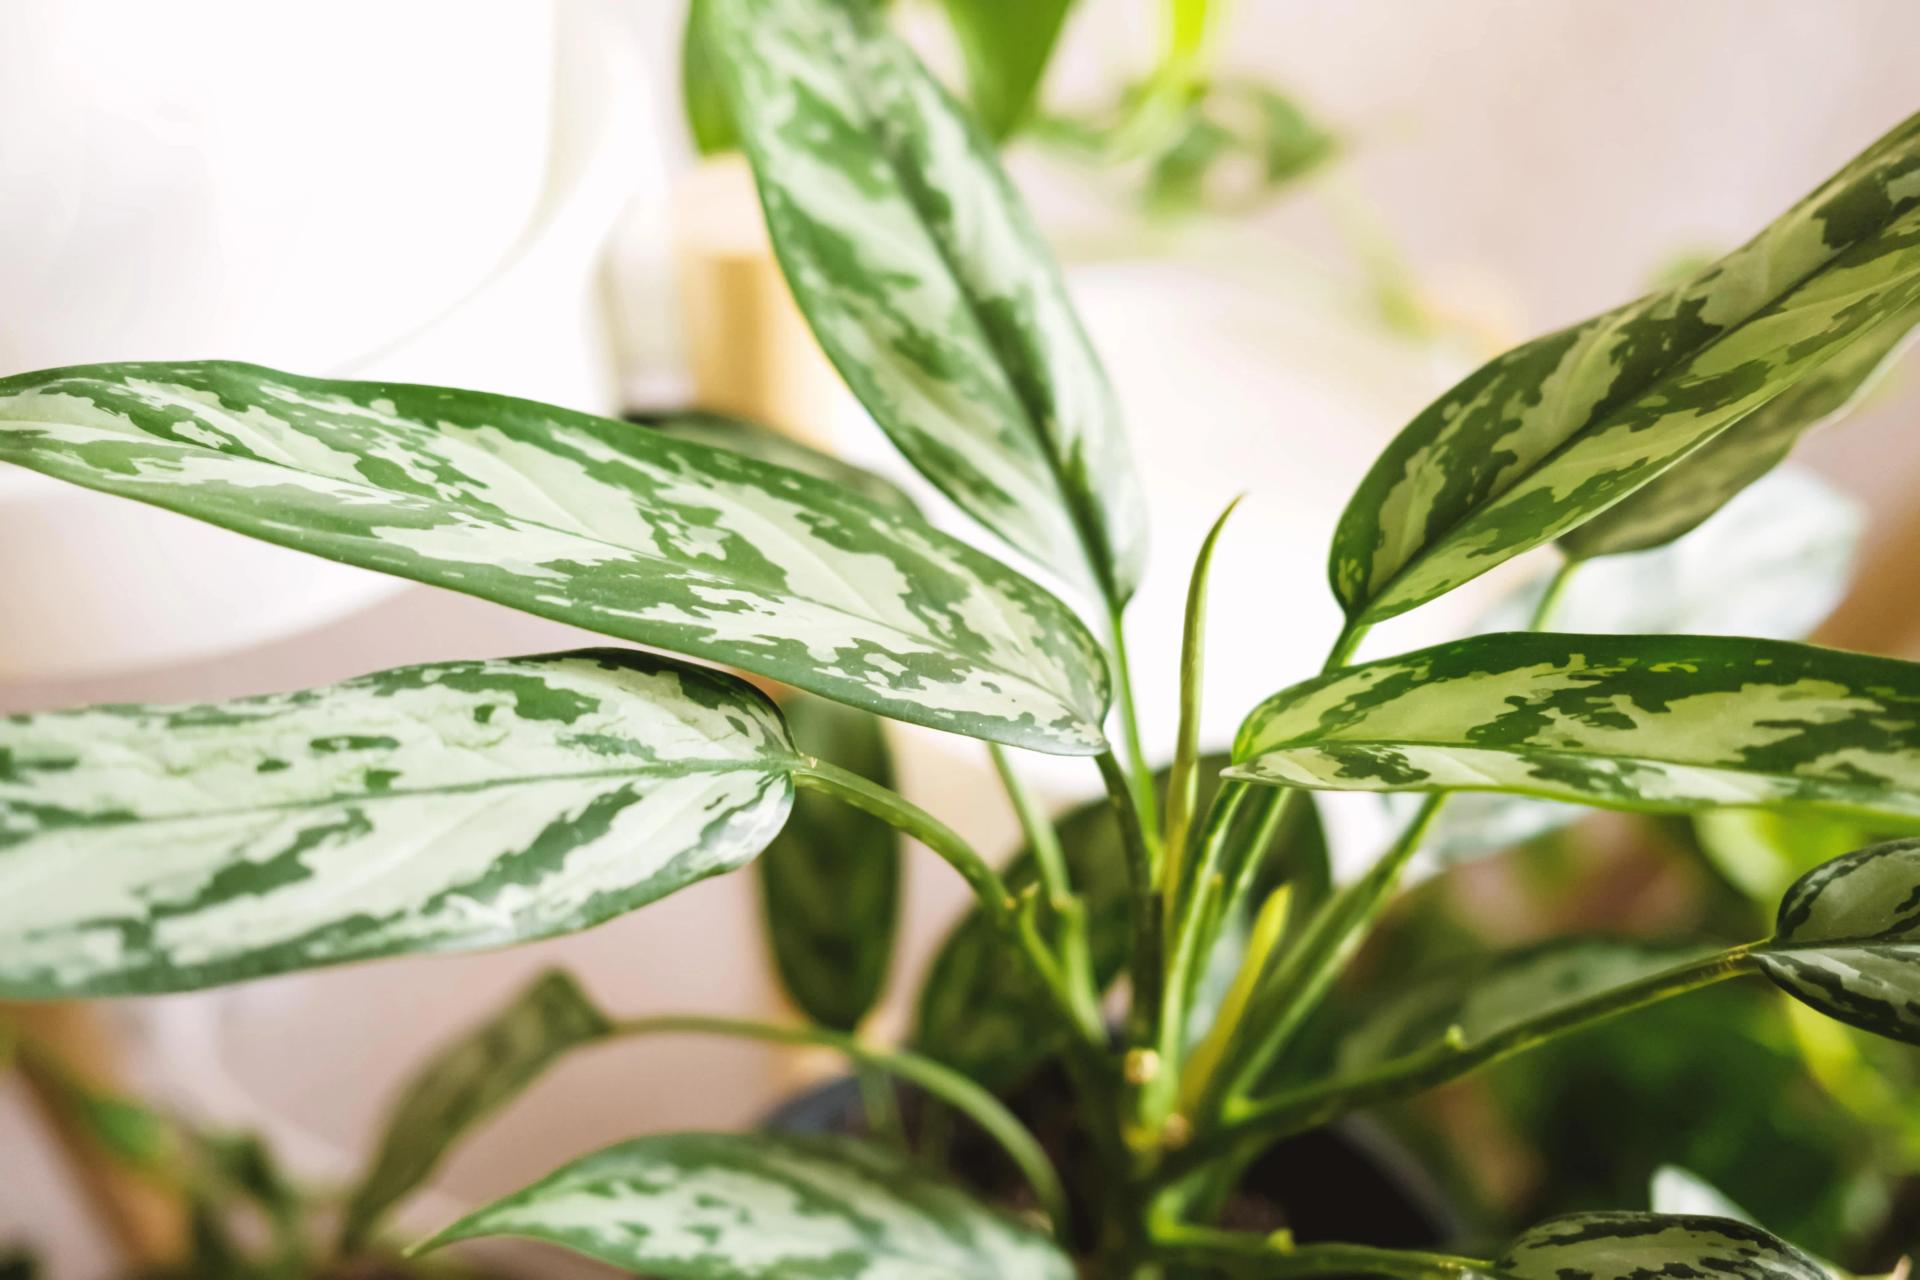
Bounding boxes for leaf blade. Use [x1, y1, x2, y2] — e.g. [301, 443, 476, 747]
[0, 650, 797, 997]
[1496, 1212, 1827, 1280]
[0, 361, 1109, 752]
[415, 1131, 1075, 1280]
[1231, 632, 1920, 824]
[703, 0, 1147, 605]
[1758, 836, 1920, 1045]
[1331, 111, 1920, 622]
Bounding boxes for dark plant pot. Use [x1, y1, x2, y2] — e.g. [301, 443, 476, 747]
[764, 1070, 1459, 1253]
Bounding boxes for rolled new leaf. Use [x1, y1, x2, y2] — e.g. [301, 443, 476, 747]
[414, 1131, 1075, 1279]
[1494, 1212, 1826, 1280]
[0, 362, 1109, 753]
[340, 971, 612, 1251]
[702, 0, 1147, 606]
[1231, 633, 1920, 823]
[757, 693, 900, 1031]
[0, 650, 797, 997]
[1758, 837, 1920, 1044]
[1331, 111, 1920, 623]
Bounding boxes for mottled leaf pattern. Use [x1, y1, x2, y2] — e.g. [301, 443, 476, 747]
[1759, 837, 1920, 1045]
[643, 410, 920, 520]
[702, 0, 1147, 605]
[0, 362, 1108, 752]
[758, 693, 900, 1031]
[1331, 111, 1920, 622]
[1495, 1212, 1827, 1280]
[1562, 303, 1919, 558]
[341, 971, 612, 1250]
[1335, 939, 1702, 1072]
[0, 650, 796, 996]
[1231, 633, 1920, 822]
[416, 1131, 1074, 1279]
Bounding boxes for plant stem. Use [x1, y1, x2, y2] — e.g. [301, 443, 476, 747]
[1107, 605, 1162, 848]
[1099, 750, 1164, 1051]
[607, 1014, 1070, 1239]
[990, 744, 1071, 908]
[1154, 1226, 1486, 1280]
[1163, 496, 1244, 894]
[1164, 945, 1755, 1184]
[1530, 555, 1579, 630]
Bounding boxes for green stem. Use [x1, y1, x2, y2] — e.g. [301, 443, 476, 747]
[990, 744, 1071, 908]
[1530, 556, 1578, 631]
[1108, 605, 1162, 848]
[1154, 1227, 1485, 1280]
[1163, 496, 1244, 894]
[1099, 750, 1164, 1050]
[1164, 946, 1755, 1184]
[608, 1014, 1070, 1239]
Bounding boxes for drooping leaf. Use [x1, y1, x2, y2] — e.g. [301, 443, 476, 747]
[1758, 838, 1920, 1045]
[1330, 111, 1920, 623]
[340, 971, 612, 1251]
[913, 759, 1323, 1086]
[702, 0, 1148, 606]
[415, 1131, 1075, 1279]
[0, 361, 1108, 752]
[1562, 302, 1919, 558]
[1486, 469, 1863, 642]
[1231, 632, 1920, 824]
[641, 410, 920, 519]
[0, 650, 797, 997]
[757, 693, 900, 1030]
[1494, 1212, 1826, 1280]
[942, 0, 1075, 141]
[681, 0, 738, 155]
[1333, 938, 1705, 1073]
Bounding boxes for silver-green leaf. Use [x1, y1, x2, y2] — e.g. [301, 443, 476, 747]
[702, 0, 1147, 606]
[1561, 302, 1918, 559]
[644, 410, 921, 520]
[340, 970, 612, 1251]
[1231, 632, 1920, 823]
[1330, 111, 1920, 623]
[0, 650, 797, 997]
[1495, 1212, 1827, 1280]
[1758, 837, 1920, 1045]
[415, 1131, 1075, 1280]
[0, 361, 1108, 752]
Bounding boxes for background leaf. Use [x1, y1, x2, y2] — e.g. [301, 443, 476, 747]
[1759, 838, 1920, 1045]
[341, 971, 612, 1251]
[703, 0, 1148, 606]
[416, 1131, 1075, 1279]
[680, 0, 738, 155]
[1329, 111, 1920, 623]
[0, 650, 795, 996]
[0, 361, 1109, 752]
[1231, 632, 1920, 824]
[1495, 1212, 1827, 1280]
[757, 693, 900, 1031]
[942, 0, 1074, 141]
[1562, 303, 1919, 559]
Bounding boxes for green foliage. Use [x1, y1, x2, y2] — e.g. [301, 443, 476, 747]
[1760, 838, 1920, 1044]
[942, 0, 1075, 140]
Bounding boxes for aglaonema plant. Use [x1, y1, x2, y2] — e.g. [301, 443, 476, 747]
[2, 0, 1918, 1274]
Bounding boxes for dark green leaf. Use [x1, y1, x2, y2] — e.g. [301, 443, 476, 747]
[758, 693, 900, 1030]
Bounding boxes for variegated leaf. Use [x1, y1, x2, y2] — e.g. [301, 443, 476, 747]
[0, 362, 1108, 752]
[1562, 303, 1919, 558]
[1334, 938, 1701, 1074]
[341, 970, 613, 1250]
[1230, 633, 1920, 823]
[643, 410, 921, 520]
[416, 1131, 1075, 1280]
[758, 693, 900, 1031]
[701, 0, 1147, 606]
[1331, 111, 1920, 623]
[0, 650, 797, 997]
[1758, 837, 1920, 1045]
[1494, 1212, 1827, 1280]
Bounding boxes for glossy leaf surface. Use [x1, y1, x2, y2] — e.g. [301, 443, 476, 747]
[1331, 111, 1920, 622]
[703, 0, 1147, 605]
[942, 0, 1074, 140]
[342, 971, 612, 1249]
[418, 1131, 1074, 1279]
[0, 362, 1108, 752]
[644, 411, 920, 520]
[1495, 1212, 1826, 1280]
[1759, 837, 1920, 1044]
[1232, 633, 1920, 823]
[0, 650, 795, 996]
[758, 693, 900, 1030]
[1562, 303, 1918, 558]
